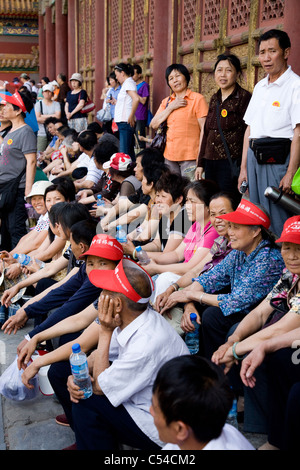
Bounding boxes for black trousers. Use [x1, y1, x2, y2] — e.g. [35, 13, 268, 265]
[0, 188, 27, 251]
[266, 348, 300, 450]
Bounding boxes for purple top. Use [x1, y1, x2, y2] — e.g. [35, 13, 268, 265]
[135, 81, 149, 121]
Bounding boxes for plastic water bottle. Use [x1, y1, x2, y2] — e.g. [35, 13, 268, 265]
[97, 195, 105, 207]
[226, 395, 238, 429]
[13, 254, 45, 269]
[116, 225, 127, 243]
[185, 313, 200, 354]
[69, 343, 92, 399]
[135, 246, 150, 265]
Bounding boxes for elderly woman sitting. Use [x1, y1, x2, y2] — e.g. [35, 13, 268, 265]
[171, 198, 284, 358]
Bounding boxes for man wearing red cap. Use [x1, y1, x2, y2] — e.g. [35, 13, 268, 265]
[65, 258, 189, 450]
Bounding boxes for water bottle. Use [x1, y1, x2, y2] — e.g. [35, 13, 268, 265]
[135, 246, 150, 265]
[116, 225, 127, 243]
[13, 254, 45, 269]
[69, 343, 93, 399]
[185, 313, 200, 354]
[97, 194, 105, 207]
[226, 395, 238, 429]
[264, 186, 300, 215]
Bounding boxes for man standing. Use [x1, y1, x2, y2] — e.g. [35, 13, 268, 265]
[239, 29, 300, 236]
[19, 73, 32, 92]
[132, 65, 150, 149]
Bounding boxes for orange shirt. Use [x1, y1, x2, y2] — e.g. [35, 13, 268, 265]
[156, 89, 208, 162]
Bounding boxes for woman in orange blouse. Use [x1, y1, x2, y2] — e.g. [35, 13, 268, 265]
[150, 64, 208, 179]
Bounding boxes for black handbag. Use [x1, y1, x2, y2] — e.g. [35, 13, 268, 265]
[250, 137, 291, 165]
[216, 101, 240, 179]
[0, 166, 27, 212]
[150, 97, 171, 154]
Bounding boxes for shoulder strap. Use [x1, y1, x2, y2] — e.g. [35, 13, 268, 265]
[16, 165, 27, 183]
[216, 101, 234, 170]
[40, 101, 43, 115]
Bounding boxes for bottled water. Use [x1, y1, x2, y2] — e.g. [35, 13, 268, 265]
[97, 195, 105, 207]
[135, 246, 150, 265]
[185, 313, 200, 354]
[226, 396, 238, 429]
[116, 225, 127, 243]
[69, 343, 92, 399]
[13, 254, 45, 269]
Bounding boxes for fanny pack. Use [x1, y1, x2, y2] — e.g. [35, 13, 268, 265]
[250, 137, 291, 164]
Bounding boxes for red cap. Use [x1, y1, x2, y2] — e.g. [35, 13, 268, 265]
[103, 153, 132, 171]
[89, 258, 154, 304]
[0, 91, 26, 113]
[80, 234, 124, 261]
[276, 216, 300, 244]
[218, 199, 270, 229]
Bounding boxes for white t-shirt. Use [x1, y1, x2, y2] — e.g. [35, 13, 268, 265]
[35, 100, 61, 137]
[85, 156, 103, 184]
[114, 77, 137, 123]
[76, 152, 90, 169]
[98, 307, 190, 447]
[244, 66, 300, 139]
[163, 424, 255, 451]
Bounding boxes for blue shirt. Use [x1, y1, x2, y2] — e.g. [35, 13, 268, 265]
[25, 263, 101, 338]
[196, 240, 285, 317]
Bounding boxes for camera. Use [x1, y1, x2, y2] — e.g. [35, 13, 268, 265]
[239, 180, 248, 194]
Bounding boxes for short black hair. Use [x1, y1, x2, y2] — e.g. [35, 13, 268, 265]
[186, 179, 219, 208]
[70, 219, 97, 246]
[258, 29, 291, 51]
[165, 64, 190, 88]
[12, 88, 33, 115]
[56, 202, 92, 237]
[155, 172, 188, 204]
[94, 139, 119, 166]
[136, 148, 165, 170]
[214, 53, 242, 75]
[153, 355, 234, 444]
[44, 117, 59, 127]
[87, 122, 102, 134]
[133, 64, 142, 75]
[143, 165, 168, 187]
[41, 77, 50, 84]
[44, 177, 76, 202]
[209, 191, 239, 211]
[77, 130, 98, 151]
[58, 73, 67, 82]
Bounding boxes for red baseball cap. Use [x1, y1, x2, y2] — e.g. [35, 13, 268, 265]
[80, 234, 124, 261]
[276, 216, 300, 244]
[0, 91, 27, 113]
[103, 153, 132, 171]
[218, 199, 270, 229]
[89, 258, 154, 304]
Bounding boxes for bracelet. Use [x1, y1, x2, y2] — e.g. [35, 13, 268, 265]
[132, 249, 138, 261]
[232, 342, 245, 361]
[199, 292, 205, 304]
[171, 282, 179, 292]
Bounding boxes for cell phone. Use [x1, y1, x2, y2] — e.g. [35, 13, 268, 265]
[239, 181, 248, 194]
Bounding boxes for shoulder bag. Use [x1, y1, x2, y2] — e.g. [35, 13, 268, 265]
[78, 91, 95, 114]
[216, 101, 240, 179]
[150, 97, 171, 154]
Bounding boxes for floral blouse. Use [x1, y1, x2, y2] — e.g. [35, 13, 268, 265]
[195, 240, 285, 317]
[266, 268, 300, 315]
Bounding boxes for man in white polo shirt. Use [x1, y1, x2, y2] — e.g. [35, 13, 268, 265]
[239, 29, 300, 236]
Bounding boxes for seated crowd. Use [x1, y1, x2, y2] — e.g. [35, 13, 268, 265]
[0, 28, 299, 452]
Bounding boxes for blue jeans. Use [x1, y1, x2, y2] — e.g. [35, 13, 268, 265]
[117, 121, 135, 161]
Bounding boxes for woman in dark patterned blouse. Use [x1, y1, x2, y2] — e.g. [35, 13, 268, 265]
[196, 53, 251, 197]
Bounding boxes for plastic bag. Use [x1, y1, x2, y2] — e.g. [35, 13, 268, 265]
[292, 167, 300, 195]
[0, 356, 39, 401]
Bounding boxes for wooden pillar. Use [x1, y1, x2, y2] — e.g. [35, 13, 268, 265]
[38, 14, 46, 79]
[284, 0, 300, 76]
[55, 0, 68, 77]
[94, 0, 106, 110]
[67, 0, 77, 79]
[151, 0, 172, 114]
[45, 6, 56, 79]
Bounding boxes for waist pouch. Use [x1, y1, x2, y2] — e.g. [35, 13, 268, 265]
[250, 137, 291, 164]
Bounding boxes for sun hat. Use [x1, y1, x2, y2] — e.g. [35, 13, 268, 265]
[50, 80, 59, 87]
[42, 84, 54, 93]
[0, 91, 27, 113]
[26, 181, 52, 199]
[79, 234, 124, 261]
[103, 153, 132, 171]
[70, 73, 83, 83]
[89, 258, 154, 304]
[218, 198, 271, 229]
[275, 216, 300, 244]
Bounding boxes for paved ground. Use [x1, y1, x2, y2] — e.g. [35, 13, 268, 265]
[0, 319, 267, 451]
